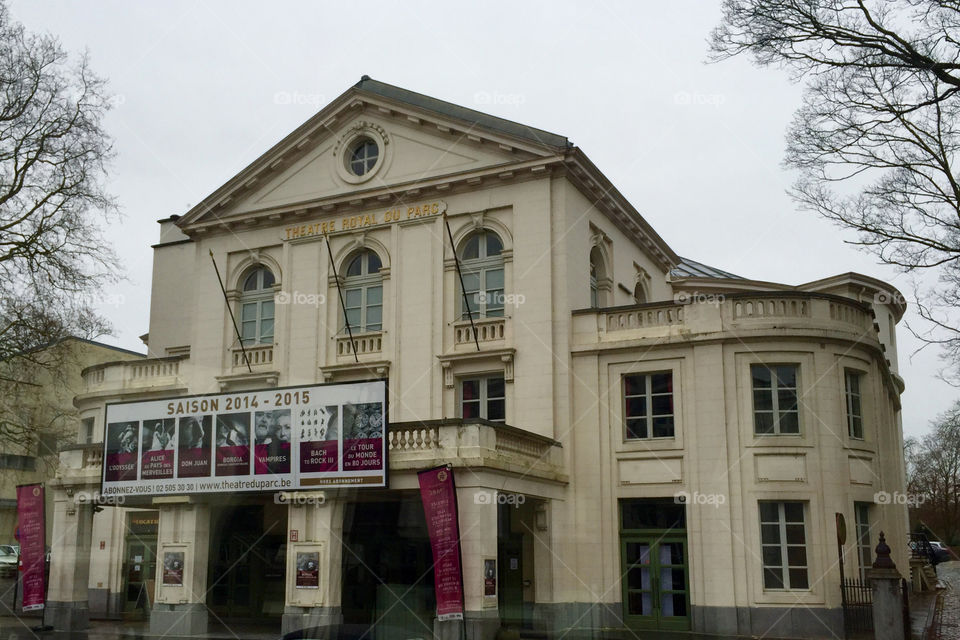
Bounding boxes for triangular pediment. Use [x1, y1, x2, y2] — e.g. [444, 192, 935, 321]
[179, 79, 567, 228]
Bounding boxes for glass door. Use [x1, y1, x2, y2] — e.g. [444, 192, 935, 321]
[122, 537, 157, 617]
[620, 535, 689, 630]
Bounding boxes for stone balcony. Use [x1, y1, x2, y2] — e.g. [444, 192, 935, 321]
[573, 292, 878, 347]
[388, 419, 565, 482]
[55, 443, 104, 489]
[80, 356, 189, 398]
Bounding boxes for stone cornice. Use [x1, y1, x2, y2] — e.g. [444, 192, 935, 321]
[182, 155, 563, 238]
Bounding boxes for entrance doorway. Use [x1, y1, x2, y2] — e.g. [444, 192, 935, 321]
[122, 510, 159, 619]
[207, 502, 287, 620]
[619, 499, 690, 631]
[497, 497, 539, 630]
[341, 493, 435, 637]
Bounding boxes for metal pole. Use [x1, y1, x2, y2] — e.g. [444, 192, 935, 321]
[443, 214, 481, 352]
[325, 236, 360, 363]
[210, 250, 252, 373]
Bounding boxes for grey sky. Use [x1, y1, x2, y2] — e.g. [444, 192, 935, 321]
[12, 0, 954, 439]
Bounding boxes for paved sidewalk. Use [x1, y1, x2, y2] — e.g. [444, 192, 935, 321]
[932, 561, 959, 640]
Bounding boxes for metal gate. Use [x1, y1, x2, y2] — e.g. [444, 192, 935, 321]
[841, 577, 910, 640]
[841, 578, 873, 638]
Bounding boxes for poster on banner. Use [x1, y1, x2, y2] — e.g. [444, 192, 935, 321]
[16, 484, 45, 611]
[418, 466, 464, 621]
[101, 380, 387, 497]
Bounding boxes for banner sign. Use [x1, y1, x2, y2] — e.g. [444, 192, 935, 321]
[418, 466, 464, 621]
[16, 484, 45, 611]
[102, 381, 387, 497]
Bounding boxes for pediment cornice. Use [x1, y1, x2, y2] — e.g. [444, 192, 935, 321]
[177, 87, 563, 230]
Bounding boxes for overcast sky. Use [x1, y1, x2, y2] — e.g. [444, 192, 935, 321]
[12, 0, 955, 439]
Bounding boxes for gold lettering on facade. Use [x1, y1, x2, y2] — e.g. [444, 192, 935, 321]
[283, 201, 446, 240]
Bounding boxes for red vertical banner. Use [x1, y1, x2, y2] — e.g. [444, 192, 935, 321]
[418, 466, 464, 621]
[16, 484, 45, 611]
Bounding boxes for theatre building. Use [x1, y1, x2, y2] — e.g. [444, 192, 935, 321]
[49, 77, 910, 639]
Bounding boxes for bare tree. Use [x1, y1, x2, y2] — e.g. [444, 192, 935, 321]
[710, 1, 960, 375]
[0, 0, 117, 365]
[904, 401, 960, 543]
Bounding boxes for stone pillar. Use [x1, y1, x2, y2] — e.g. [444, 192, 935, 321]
[47, 486, 94, 631]
[150, 497, 210, 636]
[281, 491, 345, 637]
[434, 486, 498, 640]
[868, 532, 906, 640]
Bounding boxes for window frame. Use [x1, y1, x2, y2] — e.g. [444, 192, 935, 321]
[458, 231, 505, 320]
[239, 266, 276, 346]
[622, 371, 675, 440]
[81, 417, 95, 445]
[459, 375, 506, 423]
[751, 364, 801, 436]
[342, 250, 384, 334]
[759, 501, 809, 591]
[854, 502, 872, 581]
[845, 369, 865, 440]
[347, 138, 379, 177]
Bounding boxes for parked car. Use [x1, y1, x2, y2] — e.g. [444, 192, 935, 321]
[0, 545, 19, 557]
[0, 548, 17, 578]
[929, 541, 953, 564]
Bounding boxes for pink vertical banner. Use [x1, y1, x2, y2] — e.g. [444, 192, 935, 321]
[418, 466, 464, 621]
[16, 484, 45, 611]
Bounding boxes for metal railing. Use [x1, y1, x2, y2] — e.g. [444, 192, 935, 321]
[841, 577, 873, 638]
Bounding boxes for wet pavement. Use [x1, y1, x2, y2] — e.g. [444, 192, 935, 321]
[932, 560, 960, 640]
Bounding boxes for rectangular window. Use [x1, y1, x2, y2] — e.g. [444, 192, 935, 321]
[759, 501, 809, 590]
[752, 364, 799, 435]
[460, 376, 506, 423]
[240, 300, 274, 345]
[855, 502, 871, 581]
[82, 418, 95, 445]
[845, 370, 864, 439]
[461, 268, 505, 319]
[0, 454, 35, 471]
[623, 372, 674, 439]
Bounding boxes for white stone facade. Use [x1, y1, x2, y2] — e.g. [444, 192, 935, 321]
[50, 78, 909, 639]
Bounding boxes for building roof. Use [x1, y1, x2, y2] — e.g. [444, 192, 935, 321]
[671, 257, 743, 280]
[354, 76, 571, 150]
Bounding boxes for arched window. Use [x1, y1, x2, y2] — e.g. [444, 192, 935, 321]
[459, 230, 504, 319]
[590, 247, 605, 308]
[240, 266, 275, 345]
[342, 250, 383, 333]
[634, 282, 647, 305]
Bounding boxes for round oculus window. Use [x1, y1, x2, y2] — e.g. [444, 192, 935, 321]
[347, 137, 379, 176]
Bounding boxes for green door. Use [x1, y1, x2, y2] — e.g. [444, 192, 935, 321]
[122, 537, 157, 617]
[620, 535, 690, 630]
[498, 535, 524, 627]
